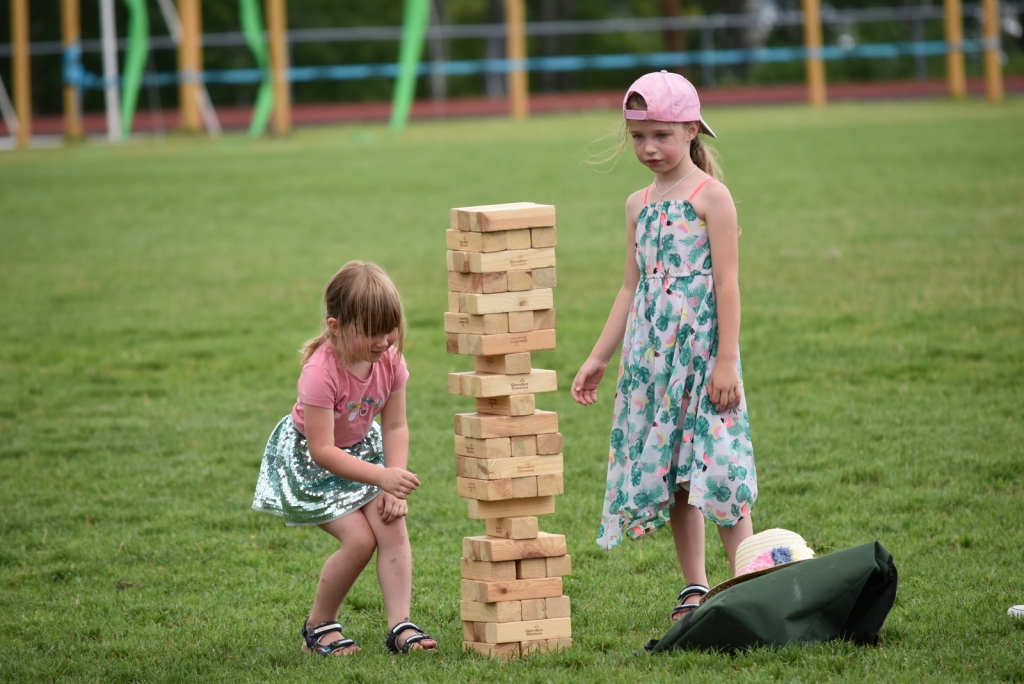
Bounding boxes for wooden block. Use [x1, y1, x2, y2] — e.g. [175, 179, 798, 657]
[446, 334, 462, 354]
[545, 555, 572, 577]
[458, 455, 563, 481]
[505, 229, 532, 250]
[453, 370, 556, 398]
[461, 600, 522, 623]
[448, 373, 465, 395]
[469, 248, 556, 274]
[462, 641, 520, 660]
[536, 473, 564, 496]
[533, 308, 556, 330]
[511, 435, 538, 457]
[455, 435, 512, 458]
[464, 532, 567, 562]
[467, 495, 555, 520]
[484, 618, 572, 643]
[463, 329, 557, 356]
[521, 638, 572, 654]
[461, 558, 516, 581]
[532, 267, 557, 289]
[546, 596, 571, 618]
[486, 516, 539, 540]
[448, 271, 509, 294]
[536, 432, 563, 455]
[474, 352, 531, 375]
[517, 558, 547, 579]
[455, 411, 558, 439]
[506, 270, 534, 291]
[464, 577, 563, 603]
[444, 312, 508, 335]
[447, 292, 461, 313]
[447, 250, 472, 273]
[462, 620, 479, 640]
[461, 289, 554, 315]
[508, 310, 536, 333]
[446, 229, 507, 253]
[521, 599, 546, 621]
[531, 227, 557, 248]
[475, 394, 536, 417]
[457, 477, 537, 501]
[452, 203, 556, 232]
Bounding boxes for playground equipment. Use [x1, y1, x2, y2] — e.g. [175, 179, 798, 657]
[2, 0, 1013, 149]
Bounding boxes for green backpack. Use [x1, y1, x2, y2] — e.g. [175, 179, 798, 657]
[646, 541, 898, 653]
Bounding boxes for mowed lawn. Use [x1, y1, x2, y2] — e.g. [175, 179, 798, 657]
[0, 99, 1022, 683]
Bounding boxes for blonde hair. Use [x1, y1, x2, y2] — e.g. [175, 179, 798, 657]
[300, 261, 406, 365]
[624, 93, 723, 180]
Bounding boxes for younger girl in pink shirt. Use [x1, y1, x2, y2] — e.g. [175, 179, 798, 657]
[253, 261, 436, 656]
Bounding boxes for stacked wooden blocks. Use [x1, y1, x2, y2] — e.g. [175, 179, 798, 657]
[446, 202, 572, 659]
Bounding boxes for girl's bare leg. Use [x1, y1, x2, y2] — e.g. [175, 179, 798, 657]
[308, 510, 378, 655]
[669, 494, 709, 618]
[361, 501, 437, 651]
[716, 514, 754, 575]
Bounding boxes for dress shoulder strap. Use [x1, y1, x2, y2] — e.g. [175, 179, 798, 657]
[643, 185, 651, 204]
[687, 178, 717, 201]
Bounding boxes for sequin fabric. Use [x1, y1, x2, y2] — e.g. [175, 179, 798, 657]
[252, 415, 383, 526]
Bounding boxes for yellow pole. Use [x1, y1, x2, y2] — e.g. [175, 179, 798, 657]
[944, 0, 966, 98]
[177, 0, 203, 131]
[504, 0, 528, 119]
[266, 0, 291, 136]
[981, 0, 1003, 103]
[61, 0, 82, 139]
[801, 0, 827, 107]
[10, 0, 31, 148]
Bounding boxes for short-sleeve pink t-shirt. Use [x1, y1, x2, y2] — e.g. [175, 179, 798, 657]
[291, 343, 409, 448]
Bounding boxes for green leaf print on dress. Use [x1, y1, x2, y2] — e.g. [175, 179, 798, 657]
[597, 198, 757, 550]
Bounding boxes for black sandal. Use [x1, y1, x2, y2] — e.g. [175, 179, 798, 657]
[302, 618, 359, 656]
[385, 620, 437, 654]
[670, 583, 709, 621]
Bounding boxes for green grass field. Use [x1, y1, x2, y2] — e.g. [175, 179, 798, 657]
[1, 99, 1022, 683]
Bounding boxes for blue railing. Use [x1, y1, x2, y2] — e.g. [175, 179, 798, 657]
[65, 40, 988, 89]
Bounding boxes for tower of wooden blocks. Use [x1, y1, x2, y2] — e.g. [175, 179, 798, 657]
[446, 202, 572, 659]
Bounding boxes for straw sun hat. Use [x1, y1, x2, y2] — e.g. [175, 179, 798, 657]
[701, 529, 817, 603]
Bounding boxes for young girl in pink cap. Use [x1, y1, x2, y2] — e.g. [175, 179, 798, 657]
[572, 71, 757, 622]
[252, 261, 437, 655]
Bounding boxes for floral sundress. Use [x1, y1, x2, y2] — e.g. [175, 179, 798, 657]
[596, 181, 757, 550]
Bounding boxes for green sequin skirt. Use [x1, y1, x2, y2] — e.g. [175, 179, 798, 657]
[252, 415, 383, 526]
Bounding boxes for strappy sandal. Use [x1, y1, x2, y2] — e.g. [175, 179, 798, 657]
[670, 583, 709, 621]
[302, 618, 359, 656]
[385, 620, 437, 654]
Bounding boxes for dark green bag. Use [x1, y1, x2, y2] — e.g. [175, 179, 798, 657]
[646, 541, 898, 653]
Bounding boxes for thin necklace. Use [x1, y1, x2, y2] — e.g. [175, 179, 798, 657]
[653, 164, 698, 198]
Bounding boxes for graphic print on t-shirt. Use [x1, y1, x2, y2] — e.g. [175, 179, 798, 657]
[338, 396, 383, 421]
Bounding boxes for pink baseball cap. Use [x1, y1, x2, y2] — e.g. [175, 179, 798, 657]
[623, 70, 716, 138]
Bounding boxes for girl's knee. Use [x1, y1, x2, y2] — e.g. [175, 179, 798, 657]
[345, 526, 378, 560]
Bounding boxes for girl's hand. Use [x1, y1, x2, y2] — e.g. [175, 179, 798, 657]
[571, 358, 609, 406]
[378, 467, 420, 500]
[377, 491, 408, 524]
[707, 361, 743, 414]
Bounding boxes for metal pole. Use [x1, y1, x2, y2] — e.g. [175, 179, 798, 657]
[62, 0, 83, 139]
[10, 0, 31, 148]
[99, 0, 121, 141]
[801, 0, 827, 106]
[266, 0, 291, 135]
[981, 0, 1003, 102]
[944, 0, 966, 98]
[505, 0, 528, 118]
[700, 25, 716, 88]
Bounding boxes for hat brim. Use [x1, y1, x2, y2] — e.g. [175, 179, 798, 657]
[698, 118, 716, 138]
[622, 109, 716, 138]
[700, 559, 807, 603]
